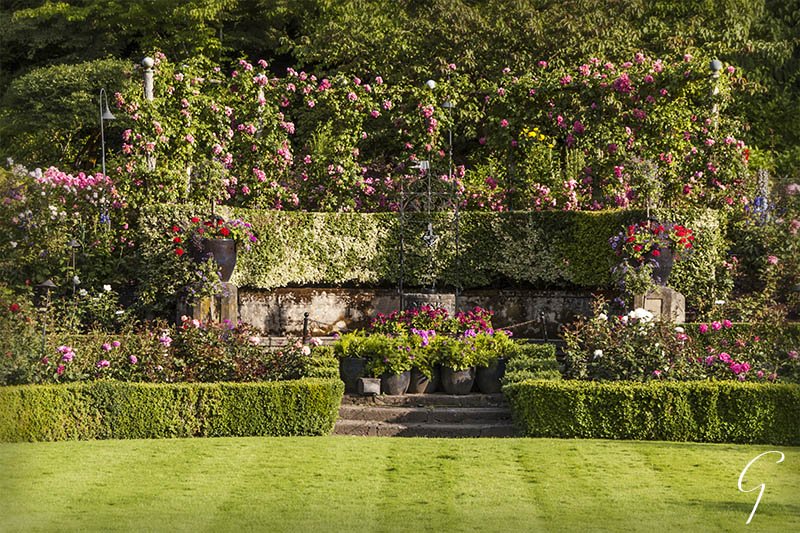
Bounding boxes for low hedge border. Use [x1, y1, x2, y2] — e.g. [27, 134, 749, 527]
[503, 380, 800, 445]
[503, 343, 562, 384]
[0, 378, 344, 442]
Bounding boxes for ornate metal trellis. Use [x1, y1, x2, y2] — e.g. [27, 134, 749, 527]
[397, 155, 461, 311]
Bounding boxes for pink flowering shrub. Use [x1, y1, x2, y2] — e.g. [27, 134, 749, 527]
[114, 52, 752, 213]
[0, 163, 135, 289]
[563, 298, 799, 383]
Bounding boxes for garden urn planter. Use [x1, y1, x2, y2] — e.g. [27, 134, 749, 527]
[476, 358, 506, 394]
[339, 357, 368, 394]
[202, 238, 237, 282]
[649, 247, 675, 286]
[441, 366, 476, 395]
[408, 366, 440, 394]
[381, 371, 411, 395]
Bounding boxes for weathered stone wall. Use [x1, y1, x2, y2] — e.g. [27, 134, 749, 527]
[238, 287, 593, 337]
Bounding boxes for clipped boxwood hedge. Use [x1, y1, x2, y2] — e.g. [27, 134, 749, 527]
[503, 380, 800, 445]
[138, 205, 727, 301]
[503, 343, 562, 384]
[0, 378, 343, 442]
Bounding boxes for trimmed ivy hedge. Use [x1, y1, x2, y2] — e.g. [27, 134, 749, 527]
[0, 378, 344, 442]
[139, 204, 727, 299]
[503, 380, 800, 445]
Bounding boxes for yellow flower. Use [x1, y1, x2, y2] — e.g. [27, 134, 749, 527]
[527, 131, 537, 138]
[548, 143, 555, 148]
[538, 134, 546, 141]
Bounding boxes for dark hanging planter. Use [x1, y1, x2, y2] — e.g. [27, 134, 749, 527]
[381, 371, 411, 395]
[476, 358, 506, 394]
[649, 247, 675, 286]
[202, 238, 237, 282]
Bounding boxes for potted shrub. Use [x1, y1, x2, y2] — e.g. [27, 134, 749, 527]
[403, 330, 440, 394]
[363, 334, 413, 395]
[474, 330, 517, 394]
[333, 332, 369, 394]
[432, 336, 477, 395]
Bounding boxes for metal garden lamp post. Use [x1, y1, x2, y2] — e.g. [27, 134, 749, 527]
[34, 280, 57, 357]
[99, 88, 116, 176]
[68, 239, 81, 296]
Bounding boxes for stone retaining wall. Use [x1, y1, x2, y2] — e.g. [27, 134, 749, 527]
[238, 287, 593, 337]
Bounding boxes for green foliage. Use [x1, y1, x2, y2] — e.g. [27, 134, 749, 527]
[562, 300, 800, 383]
[429, 335, 476, 371]
[0, 379, 343, 441]
[502, 343, 561, 385]
[503, 379, 800, 445]
[136, 205, 728, 301]
[0, 59, 132, 169]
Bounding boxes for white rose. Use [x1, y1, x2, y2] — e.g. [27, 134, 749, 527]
[675, 326, 685, 333]
[597, 313, 608, 321]
[301, 346, 311, 356]
[593, 349, 603, 359]
[103, 284, 112, 292]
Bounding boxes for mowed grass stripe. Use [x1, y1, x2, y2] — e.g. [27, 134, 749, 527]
[1, 438, 799, 532]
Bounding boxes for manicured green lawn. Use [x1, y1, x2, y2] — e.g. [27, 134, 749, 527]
[1, 437, 798, 532]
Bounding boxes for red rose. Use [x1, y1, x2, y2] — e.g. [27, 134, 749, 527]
[633, 244, 642, 252]
[652, 249, 661, 257]
[9, 303, 20, 313]
[175, 248, 185, 256]
[216, 218, 224, 226]
[220, 227, 231, 237]
[191, 217, 200, 223]
[173, 236, 182, 244]
[198, 228, 205, 234]
[172, 225, 181, 233]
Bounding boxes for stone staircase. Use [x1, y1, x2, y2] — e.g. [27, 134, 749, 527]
[333, 393, 518, 438]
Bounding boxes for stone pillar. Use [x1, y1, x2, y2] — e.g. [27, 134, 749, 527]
[633, 286, 685, 323]
[176, 283, 239, 325]
[216, 282, 238, 323]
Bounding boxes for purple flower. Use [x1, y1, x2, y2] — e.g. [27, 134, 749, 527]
[129, 355, 138, 365]
[96, 359, 110, 369]
[698, 323, 709, 334]
[111, 340, 121, 348]
[102, 343, 112, 352]
[711, 321, 722, 331]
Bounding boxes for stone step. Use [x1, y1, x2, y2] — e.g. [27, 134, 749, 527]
[333, 419, 518, 438]
[338, 405, 512, 424]
[341, 393, 508, 408]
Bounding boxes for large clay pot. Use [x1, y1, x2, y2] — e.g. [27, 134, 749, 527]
[408, 366, 440, 394]
[202, 238, 237, 282]
[339, 357, 368, 394]
[441, 366, 476, 395]
[476, 358, 506, 394]
[381, 371, 411, 395]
